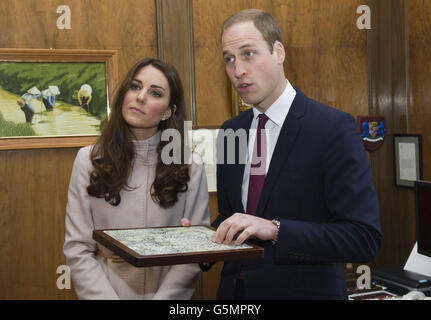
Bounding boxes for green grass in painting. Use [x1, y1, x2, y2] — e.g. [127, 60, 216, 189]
[0, 62, 108, 119]
[0, 111, 36, 137]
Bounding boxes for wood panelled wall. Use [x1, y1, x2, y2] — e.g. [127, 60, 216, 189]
[1, 0, 430, 300]
[409, 0, 431, 180]
[193, 0, 368, 126]
[366, 0, 414, 269]
[365, 0, 431, 270]
[0, 0, 157, 299]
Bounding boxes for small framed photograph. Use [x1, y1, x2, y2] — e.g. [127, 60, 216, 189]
[394, 134, 423, 188]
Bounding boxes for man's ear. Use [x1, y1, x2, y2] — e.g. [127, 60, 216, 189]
[273, 41, 285, 64]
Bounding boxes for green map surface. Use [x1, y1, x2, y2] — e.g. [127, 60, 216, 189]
[104, 226, 252, 256]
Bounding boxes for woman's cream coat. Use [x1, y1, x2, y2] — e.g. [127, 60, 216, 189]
[63, 132, 210, 299]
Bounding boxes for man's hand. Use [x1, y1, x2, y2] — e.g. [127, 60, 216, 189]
[212, 213, 278, 245]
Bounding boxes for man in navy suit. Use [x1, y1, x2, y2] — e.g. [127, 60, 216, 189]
[209, 9, 382, 299]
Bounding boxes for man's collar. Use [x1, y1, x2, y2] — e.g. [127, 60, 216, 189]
[252, 79, 296, 127]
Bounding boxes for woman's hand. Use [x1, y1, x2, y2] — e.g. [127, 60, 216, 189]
[180, 218, 191, 227]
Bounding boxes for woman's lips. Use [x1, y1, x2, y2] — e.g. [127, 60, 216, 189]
[130, 107, 145, 115]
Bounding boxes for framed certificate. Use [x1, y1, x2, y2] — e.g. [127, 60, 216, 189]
[393, 134, 423, 188]
[93, 226, 264, 267]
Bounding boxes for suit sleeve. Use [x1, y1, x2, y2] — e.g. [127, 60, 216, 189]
[274, 113, 382, 264]
[152, 152, 210, 299]
[63, 147, 120, 299]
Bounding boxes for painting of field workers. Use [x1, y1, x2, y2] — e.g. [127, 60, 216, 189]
[0, 61, 108, 138]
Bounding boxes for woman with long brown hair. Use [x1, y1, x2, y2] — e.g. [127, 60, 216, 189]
[63, 58, 209, 299]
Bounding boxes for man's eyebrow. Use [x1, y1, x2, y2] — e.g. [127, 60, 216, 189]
[132, 78, 166, 91]
[239, 44, 254, 50]
[223, 44, 255, 56]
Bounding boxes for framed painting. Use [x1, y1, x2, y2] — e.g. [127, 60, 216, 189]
[0, 49, 118, 150]
[394, 134, 423, 188]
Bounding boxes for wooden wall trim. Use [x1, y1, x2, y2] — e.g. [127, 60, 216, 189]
[155, 0, 201, 298]
[367, 0, 415, 268]
[409, 0, 431, 180]
[367, 0, 410, 128]
[156, 0, 196, 124]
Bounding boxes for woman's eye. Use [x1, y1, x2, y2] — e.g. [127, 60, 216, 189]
[245, 51, 254, 57]
[151, 91, 162, 97]
[130, 83, 141, 90]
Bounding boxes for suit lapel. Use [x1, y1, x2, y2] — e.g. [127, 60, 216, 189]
[255, 90, 307, 217]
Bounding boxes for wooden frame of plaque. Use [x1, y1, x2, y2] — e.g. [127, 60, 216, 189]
[93, 225, 264, 267]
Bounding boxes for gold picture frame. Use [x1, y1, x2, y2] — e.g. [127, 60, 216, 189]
[231, 85, 253, 117]
[0, 49, 118, 150]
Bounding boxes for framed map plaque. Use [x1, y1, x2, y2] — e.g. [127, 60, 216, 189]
[93, 226, 264, 267]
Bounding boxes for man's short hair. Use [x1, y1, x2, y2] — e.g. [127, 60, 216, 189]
[222, 9, 284, 53]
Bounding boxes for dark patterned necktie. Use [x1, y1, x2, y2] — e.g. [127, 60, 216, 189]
[246, 113, 269, 215]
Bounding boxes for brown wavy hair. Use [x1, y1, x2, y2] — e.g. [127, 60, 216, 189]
[87, 58, 190, 208]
